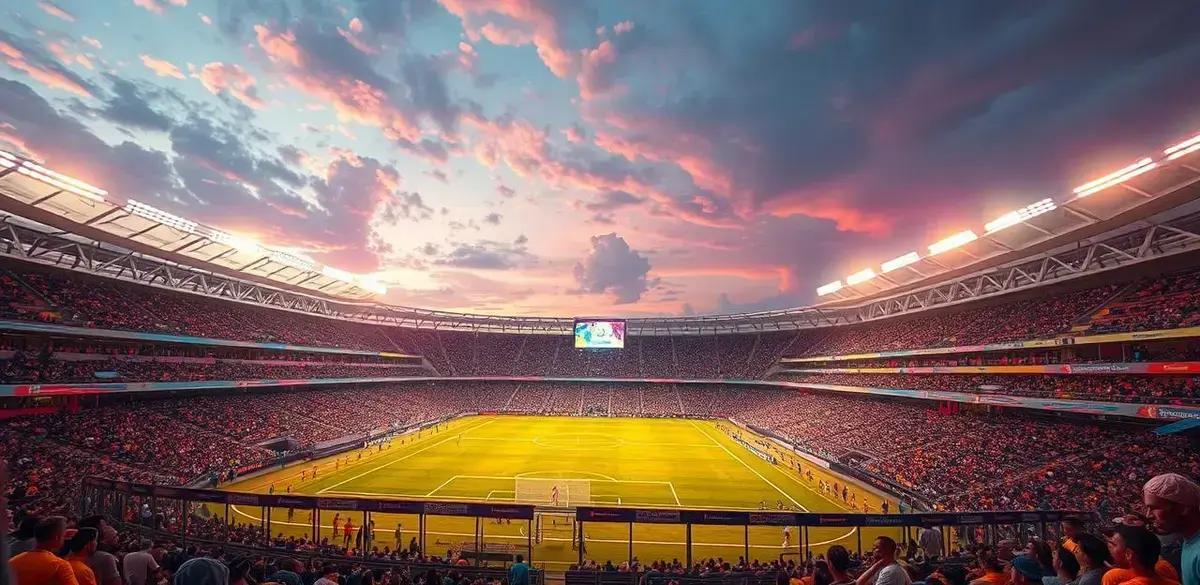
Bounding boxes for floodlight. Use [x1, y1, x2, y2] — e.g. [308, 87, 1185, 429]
[208, 230, 261, 253]
[358, 278, 387, 295]
[1165, 133, 1200, 161]
[22, 161, 108, 199]
[125, 199, 197, 233]
[985, 198, 1056, 233]
[928, 230, 978, 255]
[270, 250, 318, 272]
[881, 252, 920, 273]
[846, 268, 876, 285]
[322, 265, 354, 282]
[1073, 158, 1155, 197]
[0, 157, 11, 169]
[816, 280, 843, 296]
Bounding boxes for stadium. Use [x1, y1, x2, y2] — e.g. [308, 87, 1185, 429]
[4, 4, 1200, 585]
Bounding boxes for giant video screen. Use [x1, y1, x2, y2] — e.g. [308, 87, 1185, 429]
[573, 319, 626, 349]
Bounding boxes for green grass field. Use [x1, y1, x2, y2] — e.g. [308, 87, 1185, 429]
[218, 416, 905, 571]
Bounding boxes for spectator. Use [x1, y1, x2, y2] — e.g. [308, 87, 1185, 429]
[172, 557, 227, 585]
[267, 557, 304, 585]
[315, 563, 339, 585]
[1143, 473, 1200, 585]
[1104, 525, 1180, 585]
[856, 536, 911, 585]
[509, 554, 531, 585]
[828, 545, 855, 585]
[63, 527, 99, 585]
[8, 515, 77, 585]
[1014, 556, 1047, 585]
[1074, 534, 1113, 585]
[77, 516, 121, 585]
[970, 557, 1009, 585]
[122, 539, 160, 585]
[920, 526, 945, 560]
[8, 515, 38, 556]
[1052, 545, 1081, 585]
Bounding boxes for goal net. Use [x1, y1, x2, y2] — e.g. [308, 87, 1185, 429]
[513, 478, 591, 507]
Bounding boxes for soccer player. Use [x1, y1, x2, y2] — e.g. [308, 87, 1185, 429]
[782, 526, 792, 548]
[332, 514, 341, 538]
[551, 485, 560, 507]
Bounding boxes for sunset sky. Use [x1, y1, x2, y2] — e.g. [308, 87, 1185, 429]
[2, 0, 1199, 316]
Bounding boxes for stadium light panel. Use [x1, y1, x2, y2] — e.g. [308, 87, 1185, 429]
[0, 157, 11, 169]
[984, 198, 1056, 233]
[1165, 133, 1200, 161]
[207, 229, 261, 253]
[17, 166, 107, 202]
[21, 161, 108, 200]
[928, 230, 978, 255]
[846, 268, 876, 285]
[270, 250, 318, 272]
[321, 265, 354, 282]
[816, 280, 843, 296]
[881, 251, 920, 273]
[124, 199, 197, 233]
[358, 278, 387, 295]
[0, 150, 18, 162]
[1073, 158, 1156, 197]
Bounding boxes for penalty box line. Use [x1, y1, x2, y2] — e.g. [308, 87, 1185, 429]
[317, 419, 497, 494]
[426, 474, 676, 497]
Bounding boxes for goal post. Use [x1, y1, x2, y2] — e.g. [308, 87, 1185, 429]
[513, 478, 592, 507]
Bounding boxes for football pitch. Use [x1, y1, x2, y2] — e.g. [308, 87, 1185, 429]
[219, 416, 904, 570]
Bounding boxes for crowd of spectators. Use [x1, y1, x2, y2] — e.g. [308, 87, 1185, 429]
[6, 381, 1199, 525]
[775, 372, 1200, 405]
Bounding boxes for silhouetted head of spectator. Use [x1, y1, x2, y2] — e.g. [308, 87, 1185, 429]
[64, 527, 98, 557]
[34, 515, 67, 551]
[1072, 533, 1111, 571]
[1107, 525, 1161, 573]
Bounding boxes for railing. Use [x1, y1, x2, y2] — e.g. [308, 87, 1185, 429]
[82, 477, 1094, 574]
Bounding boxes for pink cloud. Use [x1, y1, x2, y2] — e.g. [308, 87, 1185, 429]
[198, 62, 265, 109]
[199, 13, 212, 25]
[37, 1, 74, 22]
[439, 0, 575, 77]
[139, 54, 184, 79]
[132, 0, 186, 14]
[81, 36, 102, 50]
[0, 41, 91, 96]
[253, 24, 422, 143]
[613, 21, 634, 35]
[578, 40, 618, 100]
[337, 25, 378, 55]
[764, 195, 893, 236]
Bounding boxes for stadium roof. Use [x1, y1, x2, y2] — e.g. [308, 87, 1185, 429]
[815, 131, 1200, 304]
[2, 131, 1200, 333]
[0, 150, 384, 300]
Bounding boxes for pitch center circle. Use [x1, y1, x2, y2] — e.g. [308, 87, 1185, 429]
[532, 433, 624, 450]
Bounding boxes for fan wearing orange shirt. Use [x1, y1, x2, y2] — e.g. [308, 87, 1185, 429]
[64, 527, 100, 585]
[8, 516, 79, 585]
[1104, 525, 1181, 585]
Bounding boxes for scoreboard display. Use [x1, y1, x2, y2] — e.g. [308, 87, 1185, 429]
[573, 319, 626, 349]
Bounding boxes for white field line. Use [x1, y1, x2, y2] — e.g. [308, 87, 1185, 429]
[688, 420, 807, 512]
[668, 482, 682, 507]
[317, 419, 496, 494]
[229, 504, 854, 549]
